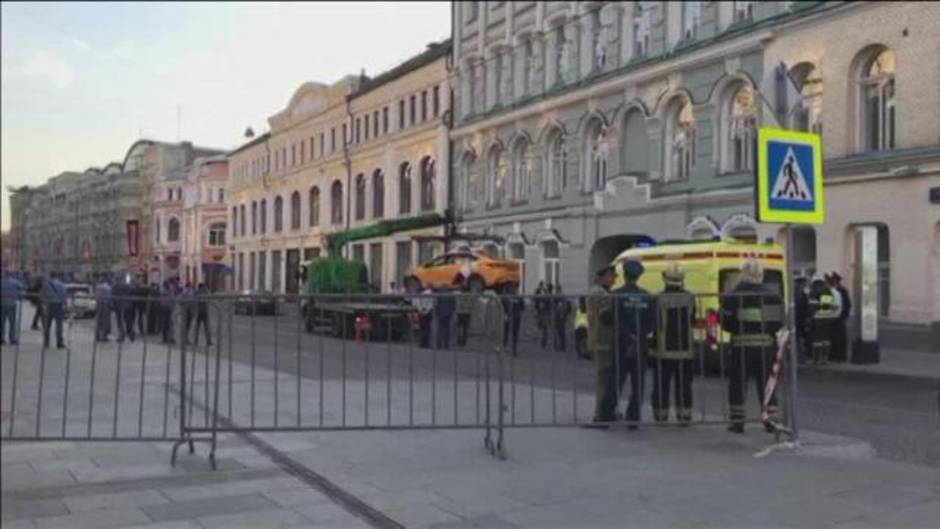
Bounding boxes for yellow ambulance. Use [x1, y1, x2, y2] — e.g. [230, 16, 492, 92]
[611, 238, 789, 362]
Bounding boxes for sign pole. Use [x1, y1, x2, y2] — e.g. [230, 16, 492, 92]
[784, 223, 799, 442]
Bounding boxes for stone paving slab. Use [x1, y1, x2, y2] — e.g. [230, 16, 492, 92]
[139, 492, 275, 522]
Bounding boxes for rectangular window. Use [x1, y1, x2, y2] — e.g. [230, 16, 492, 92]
[421, 90, 427, 122]
[399, 100, 405, 129]
[272, 250, 282, 294]
[291, 144, 296, 166]
[330, 128, 336, 152]
[352, 244, 365, 264]
[355, 117, 361, 143]
[396, 241, 412, 285]
[282, 148, 287, 169]
[373, 111, 379, 137]
[258, 250, 266, 290]
[410, 95, 417, 125]
[249, 252, 256, 290]
[319, 133, 325, 157]
[342, 123, 348, 147]
[433, 86, 440, 117]
[383, 107, 389, 133]
[369, 242, 383, 292]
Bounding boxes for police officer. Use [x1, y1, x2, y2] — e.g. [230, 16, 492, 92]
[809, 276, 837, 365]
[610, 260, 655, 427]
[651, 263, 696, 424]
[587, 266, 615, 425]
[720, 259, 783, 434]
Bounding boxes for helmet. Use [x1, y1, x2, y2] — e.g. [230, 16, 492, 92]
[662, 263, 685, 285]
[740, 259, 764, 284]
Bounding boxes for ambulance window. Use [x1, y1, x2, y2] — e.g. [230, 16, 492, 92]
[720, 269, 784, 296]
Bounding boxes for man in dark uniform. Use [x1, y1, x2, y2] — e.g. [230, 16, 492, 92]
[809, 276, 837, 365]
[720, 259, 783, 434]
[609, 260, 655, 427]
[587, 266, 615, 425]
[502, 283, 524, 357]
[828, 272, 851, 362]
[650, 263, 696, 424]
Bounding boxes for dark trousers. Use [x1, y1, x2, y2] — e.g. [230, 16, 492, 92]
[456, 313, 471, 346]
[553, 315, 567, 351]
[190, 313, 212, 346]
[417, 313, 432, 348]
[436, 315, 452, 350]
[503, 315, 521, 356]
[538, 317, 549, 348]
[161, 307, 174, 343]
[30, 304, 44, 330]
[112, 307, 126, 341]
[595, 353, 644, 423]
[1, 304, 18, 343]
[43, 304, 64, 348]
[134, 304, 147, 335]
[832, 319, 848, 362]
[651, 358, 694, 422]
[95, 305, 111, 341]
[727, 346, 776, 424]
[575, 328, 589, 359]
[123, 307, 136, 341]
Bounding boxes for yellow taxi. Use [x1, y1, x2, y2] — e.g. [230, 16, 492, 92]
[405, 250, 520, 293]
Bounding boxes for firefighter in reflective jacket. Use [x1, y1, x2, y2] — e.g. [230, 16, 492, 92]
[720, 259, 784, 434]
[574, 298, 589, 359]
[808, 277, 838, 365]
[651, 263, 696, 424]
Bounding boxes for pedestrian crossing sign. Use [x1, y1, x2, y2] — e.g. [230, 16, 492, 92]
[756, 127, 825, 224]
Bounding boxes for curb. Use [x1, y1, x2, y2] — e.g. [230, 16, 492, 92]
[797, 365, 939, 385]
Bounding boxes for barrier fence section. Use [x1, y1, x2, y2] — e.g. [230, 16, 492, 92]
[1, 289, 797, 466]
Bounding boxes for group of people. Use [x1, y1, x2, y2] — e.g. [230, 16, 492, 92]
[0, 270, 214, 349]
[2, 270, 69, 349]
[794, 272, 852, 365]
[585, 258, 784, 434]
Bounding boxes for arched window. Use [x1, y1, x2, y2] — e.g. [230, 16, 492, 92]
[399, 162, 412, 214]
[273, 196, 283, 232]
[290, 191, 301, 230]
[156, 217, 162, 243]
[486, 145, 504, 207]
[372, 169, 385, 218]
[541, 239, 560, 286]
[459, 152, 478, 212]
[583, 118, 608, 192]
[168, 217, 180, 242]
[510, 138, 529, 202]
[621, 108, 650, 175]
[308, 187, 320, 227]
[790, 62, 823, 134]
[859, 48, 895, 152]
[251, 201, 258, 235]
[545, 129, 567, 197]
[260, 199, 267, 234]
[665, 97, 696, 181]
[420, 157, 436, 211]
[722, 83, 757, 173]
[239, 205, 246, 237]
[355, 173, 366, 220]
[330, 180, 343, 224]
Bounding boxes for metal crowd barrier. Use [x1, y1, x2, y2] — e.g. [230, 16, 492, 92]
[1, 289, 797, 465]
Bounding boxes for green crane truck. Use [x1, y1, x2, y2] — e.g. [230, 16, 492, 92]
[300, 213, 447, 339]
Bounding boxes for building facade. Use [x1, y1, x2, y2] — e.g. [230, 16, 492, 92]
[228, 40, 451, 294]
[179, 156, 230, 291]
[449, 1, 939, 347]
[9, 164, 143, 280]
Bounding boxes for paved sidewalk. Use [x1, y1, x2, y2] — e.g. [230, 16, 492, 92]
[801, 347, 940, 382]
[3, 312, 939, 528]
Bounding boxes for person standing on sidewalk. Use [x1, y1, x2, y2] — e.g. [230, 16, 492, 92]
[650, 264, 696, 424]
[192, 283, 213, 346]
[827, 272, 852, 362]
[435, 285, 456, 350]
[587, 265, 616, 425]
[41, 272, 67, 349]
[552, 285, 572, 351]
[610, 260, 655, 427]
[111, 274, 132, 343]
[1, 270, 25, 345]
[455, 281, 475, 347]
[501, 283, 525, 357]
[94, 275, 112, 342]
[720, 260, 783, 434]
[27, 276, 45, 331]
[809, 277, 837, 365]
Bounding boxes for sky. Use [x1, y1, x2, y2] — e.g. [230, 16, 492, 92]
[0, 1, 451, 230]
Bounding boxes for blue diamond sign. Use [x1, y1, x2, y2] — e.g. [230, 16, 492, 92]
[756, 127, 825, 224]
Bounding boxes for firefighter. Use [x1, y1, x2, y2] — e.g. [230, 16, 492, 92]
[650, 263, 696, 424]
[610, 260, 655, 427]
[720, 259, 783, 434]
[586, 265, 615, 425]
[809, 276, 838, 365]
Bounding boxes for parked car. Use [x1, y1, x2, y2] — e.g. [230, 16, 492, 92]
[233, 290, 279, 315]
[64, 284, 96, 319]
[404, 251, 520, 293]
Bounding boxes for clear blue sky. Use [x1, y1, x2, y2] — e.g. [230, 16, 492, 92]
[1, 1, 451, 230]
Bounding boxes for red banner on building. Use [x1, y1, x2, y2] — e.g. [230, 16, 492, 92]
[126, 220, 140, 257]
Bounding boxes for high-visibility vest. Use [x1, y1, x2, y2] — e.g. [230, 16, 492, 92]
[731, 306, 776, 347]
[574, 308, 588, 330]
[812, 294, 838, 320]
[653, 292, 695, 360]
